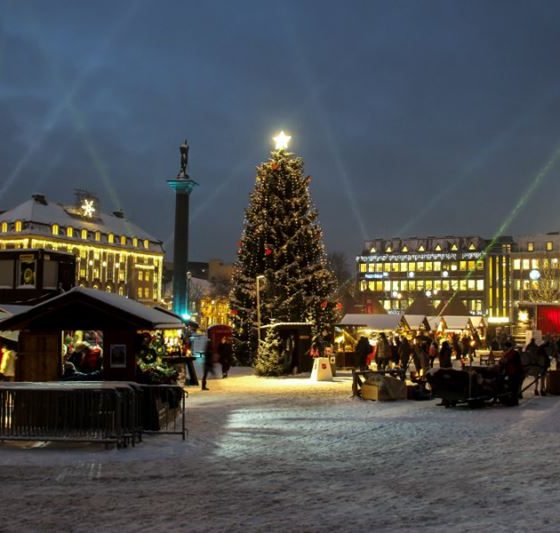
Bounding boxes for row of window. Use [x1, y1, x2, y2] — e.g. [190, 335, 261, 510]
[513, 258, 559, 270]
[78, 267, 153, 282]
[378, 299, 483, 312]
[360, 279, 485, 292]
[526, 241, 554, 252]
[359, 260, 484, 274]
[0, 221, 151, 250]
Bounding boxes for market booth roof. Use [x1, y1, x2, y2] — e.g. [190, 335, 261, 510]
[0, 287, 183, 331]
[402, 314, 426, 330]
[440, 315, 472, 331]
[339, 313, 402, 331]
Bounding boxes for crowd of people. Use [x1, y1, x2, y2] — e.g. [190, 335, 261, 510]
[354, 330, 483, 376]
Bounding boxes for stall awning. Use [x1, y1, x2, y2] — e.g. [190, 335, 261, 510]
[441, 316, 472, 331]
[339, 314, 402, 331]
[402, 314, 426, 330]
[426, 316, 442, 331]
[469, 316, 487, 329]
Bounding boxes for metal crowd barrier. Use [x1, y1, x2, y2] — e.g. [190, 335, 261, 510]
[0, 382, 187, 448]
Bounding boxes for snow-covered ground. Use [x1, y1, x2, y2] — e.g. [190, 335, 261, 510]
[1, 368, 560, 532]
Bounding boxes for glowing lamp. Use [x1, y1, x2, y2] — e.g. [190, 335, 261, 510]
[529, 269, 541, 281]
[181, 312, 192, 321]
[519, 310, 529, 323]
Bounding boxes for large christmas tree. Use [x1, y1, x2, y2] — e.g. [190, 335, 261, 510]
[229, 132, 338, 370]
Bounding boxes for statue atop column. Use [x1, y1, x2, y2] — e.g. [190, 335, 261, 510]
[179, 139, 189, 178]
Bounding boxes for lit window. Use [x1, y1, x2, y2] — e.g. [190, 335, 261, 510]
[145, 287, 150, 299]
[139, 271, 144, 281]
[450, 243, 458, 251]
[81, 229, 88, 239]
[1, 222, 6, 232]
[108, 233, 114, 244]
[120, 236, 127, 246]
[15, 221, 22, 232]
[468, 243, 476, 251]
[368, 263, 375, 273]
[137, 287, 143, 298]
[434, 244, 442, 251]
[522, 259, 530, 270]
[513, 259, 521, 270]
[118, 286, 124, 296]
[95, 231, 101, 242]
[401, 246, 408, 252]
[386, 246, 392, 253]
[418, 245, 425, 252]
[368, 281, 375, 291]
[52, 224, 59, 235]
[359, 280, 367, 291]
[460, 261, 467, 271]
[546, 241, 553, 251]
[527, 242, 534, 252]
[66, 227, 73, 237]
[133, 238, 138, 247]
[477, 280, 484, 291]
[144, 240, 149, 249]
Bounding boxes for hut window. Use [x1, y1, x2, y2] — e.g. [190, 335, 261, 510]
[15, 221, 22, 232]
[52, 224, 59, 235]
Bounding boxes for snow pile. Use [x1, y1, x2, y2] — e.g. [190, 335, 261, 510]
[1, 368, 559, 532]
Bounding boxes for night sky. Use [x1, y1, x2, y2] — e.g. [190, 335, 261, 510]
[2, 1, 560, 263]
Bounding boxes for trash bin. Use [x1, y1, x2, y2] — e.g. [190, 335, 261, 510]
[310, 357, 333, 382]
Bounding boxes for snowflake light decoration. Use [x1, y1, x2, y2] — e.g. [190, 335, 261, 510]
[81, 199, 96, 218]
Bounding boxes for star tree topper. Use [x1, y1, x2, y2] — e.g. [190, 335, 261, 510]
[273, 131, 291, 150]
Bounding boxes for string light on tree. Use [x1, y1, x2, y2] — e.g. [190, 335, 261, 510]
[273, 131, 291, 150]
[229, 130, 338, 372]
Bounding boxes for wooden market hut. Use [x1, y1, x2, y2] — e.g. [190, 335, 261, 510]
[0, 287, 183, 382]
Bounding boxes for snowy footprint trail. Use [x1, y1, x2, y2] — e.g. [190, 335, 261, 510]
[1, 369, 559, 532]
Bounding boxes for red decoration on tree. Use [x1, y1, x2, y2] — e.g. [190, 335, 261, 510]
[271, 162, 279, 171]
[336, 302, 343, 311]
[264, 248, 273, 256]
[230, 309, 238, 316]
[320, 300, 328, 309]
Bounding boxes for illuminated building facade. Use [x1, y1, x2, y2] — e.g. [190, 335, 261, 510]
[0, 192, 164, 304]
[357, 235, 512, 321]
[510, 233, 560, 306]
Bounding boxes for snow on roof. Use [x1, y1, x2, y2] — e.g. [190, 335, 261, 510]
[0, 287, 183, 330]
[469, 316, 487, 328]
[426, 316, 442, 330]
[441, 315, 472, 330]
[339, 313, 402, 331]
[0, 197, 162, 247]
[0, 304, 32, 315]
[402, 314, 426, 329]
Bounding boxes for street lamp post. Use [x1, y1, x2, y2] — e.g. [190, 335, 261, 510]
[256, 275, 265, 346]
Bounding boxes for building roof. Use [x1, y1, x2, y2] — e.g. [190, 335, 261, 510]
[0, 287, 182, 331]
[441, 316, 472, 331]
[0, 195, 163, 253]
[339, 313, 402, 331]
[436, 297, 470, 316]
[402, 314, 426, 329]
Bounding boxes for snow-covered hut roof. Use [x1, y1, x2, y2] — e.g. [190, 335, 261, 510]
[469, 316, 487, 329]
[339, 314, 402, 331]
[0, 287, 183, 331]
[426, 316, 442, 331]
[441, 316, 472, 331]
[402, 314, 426, 330]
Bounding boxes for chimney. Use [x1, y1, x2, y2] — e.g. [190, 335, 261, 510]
[113, 209, 124, 219]
[32, 193, 48, 205]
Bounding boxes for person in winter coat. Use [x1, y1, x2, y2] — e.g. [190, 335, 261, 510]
[398, 337, 412, 370]
[217, 336, 233, 378]
[438, 341, 453, 368]
[428, 341, 438, 368]
[376, 333, 391, 371]
[201, 339, 215, 391]
[355, 336, 372, 370]
[498, 341, 524, 406]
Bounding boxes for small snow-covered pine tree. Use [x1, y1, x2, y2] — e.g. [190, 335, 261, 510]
[254, 327, 285, 376]
[229, 138, 338, 367]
